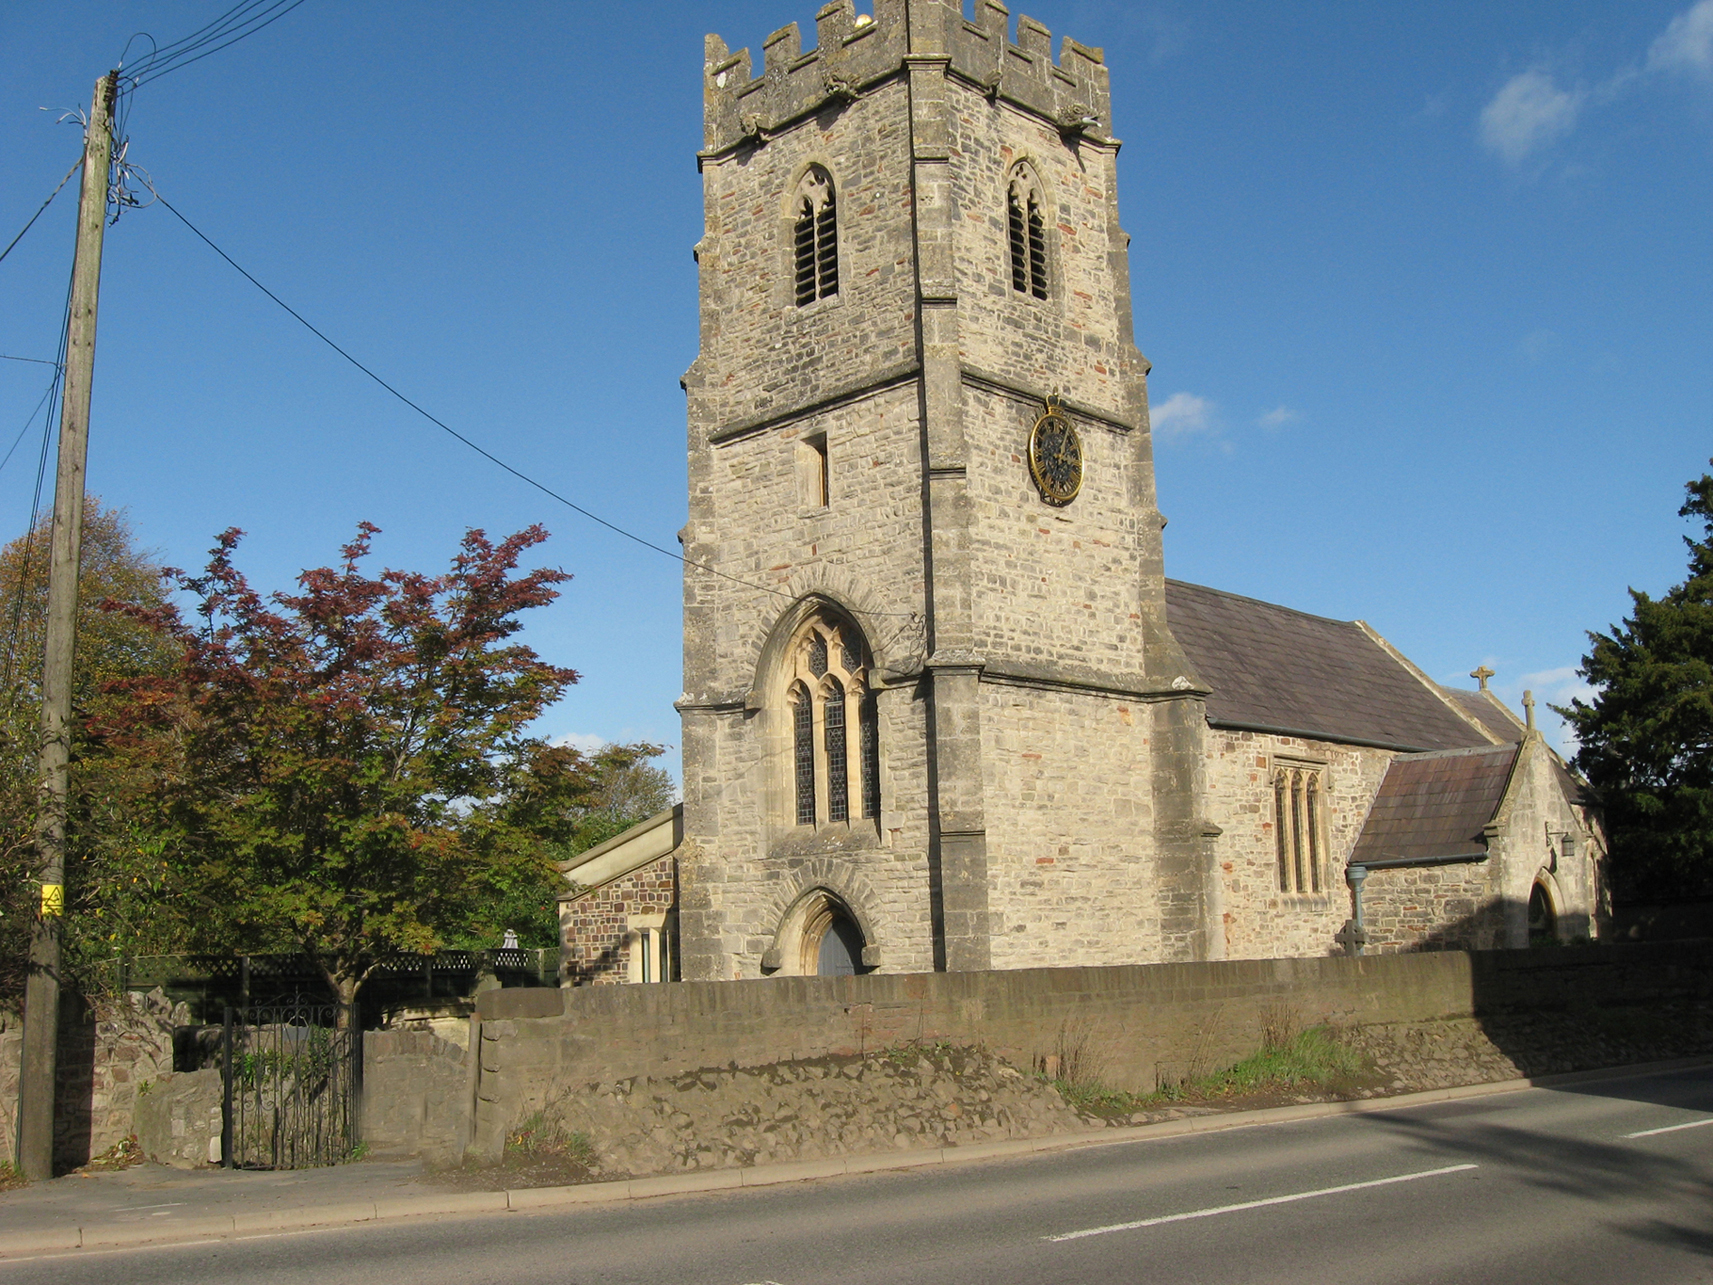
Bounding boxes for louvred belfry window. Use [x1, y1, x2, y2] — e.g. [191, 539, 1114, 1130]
[1007, 168, 1048, 301]
[793, 166, 839, 306]
[784, 612, 879, 828]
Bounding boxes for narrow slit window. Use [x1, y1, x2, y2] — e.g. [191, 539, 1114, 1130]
[798, 433, 829, 509]
[1290, 775, 1307, 894]
[824, 677, 848, 823]
[793, 167, 838, 306]
[1306, 779, 1322, 893]
[860, 692, 880, 819]
[1274, 774, 1291, 892]
[792, 682, 815, 825]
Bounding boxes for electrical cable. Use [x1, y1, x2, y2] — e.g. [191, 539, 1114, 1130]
[0, 261, 74, 704]
[118, 0, 308, 89]
[0, 159, 83, 271]
[150, 192, 919, 618]
[0, 356, 61, 368]
[0, 380, 60, 479]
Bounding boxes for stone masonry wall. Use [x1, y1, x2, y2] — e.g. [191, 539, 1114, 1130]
[964, 387, 1150, 681]
[981, 682, 1162, 968]
[1206, 729, 1393, 960]
[561, 856, 676, 986]
[0, 989, 185, 1172]
[470, 941, 1713, 1156]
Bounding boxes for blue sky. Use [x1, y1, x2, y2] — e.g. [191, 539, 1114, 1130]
[2, 1, 1710, 773]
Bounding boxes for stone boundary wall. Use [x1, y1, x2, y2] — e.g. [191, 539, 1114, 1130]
[0, 991, 184, 1172]
[469, 940, 1713, 1157]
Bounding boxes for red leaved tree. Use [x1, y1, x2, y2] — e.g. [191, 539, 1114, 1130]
[91, 523, 584, 1022]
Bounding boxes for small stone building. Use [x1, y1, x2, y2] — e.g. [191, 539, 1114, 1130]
[556, 0, 1604, 984]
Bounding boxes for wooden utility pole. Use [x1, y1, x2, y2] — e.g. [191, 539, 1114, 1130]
[16, 70, 116, 1183]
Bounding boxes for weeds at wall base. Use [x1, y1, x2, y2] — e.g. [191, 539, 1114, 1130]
[1046, 1026, 1377, 1120]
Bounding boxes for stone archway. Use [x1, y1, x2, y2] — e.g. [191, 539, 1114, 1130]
[1528, 880, 1557, 946]
[765, 885, 874, 976]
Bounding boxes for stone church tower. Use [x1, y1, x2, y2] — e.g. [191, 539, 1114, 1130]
[675, 0, 1214, 981]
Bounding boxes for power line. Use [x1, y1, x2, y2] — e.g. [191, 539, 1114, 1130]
[0, 356, 61, 368]
[118, 0, 308, 90]
[1, 261, 74, 704]
[151, 191, 916, 618]
[0, 159, 82, 271]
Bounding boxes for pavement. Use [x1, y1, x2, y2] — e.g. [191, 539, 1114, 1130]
[3, 1056, 1709, 1260]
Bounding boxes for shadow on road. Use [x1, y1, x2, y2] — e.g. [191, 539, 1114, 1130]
[1355, 1082, 1713, 1258]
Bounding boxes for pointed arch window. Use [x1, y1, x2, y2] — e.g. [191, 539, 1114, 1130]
[824, 676, 848, 823]
[1007, 167, 1048, 301]
[793, 166, 839, 306]
[791, 681, 815, 826]
[1274, 764, 1326, 894]
[783, 610, 879, 828]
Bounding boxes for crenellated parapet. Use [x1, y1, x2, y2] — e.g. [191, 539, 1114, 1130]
[702, 0, 1112, 155]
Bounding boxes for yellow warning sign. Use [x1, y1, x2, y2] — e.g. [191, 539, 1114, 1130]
[40, 883, 63, 917]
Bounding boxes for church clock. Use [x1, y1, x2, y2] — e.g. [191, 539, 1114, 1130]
[1027, 398, 1083, 505]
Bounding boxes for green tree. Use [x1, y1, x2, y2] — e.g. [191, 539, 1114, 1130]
[1560, 464, 1713, 903]
[0, 500, 179, 1002]
[561, 740, 676, 854]
[450, 738, 675, 951]
[90, 523, 591, 1022]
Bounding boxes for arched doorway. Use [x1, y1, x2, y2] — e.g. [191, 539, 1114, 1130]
[774, 888, 871, 976]
[816, 911, 865, 976]
[1528, 881, 1557, 946]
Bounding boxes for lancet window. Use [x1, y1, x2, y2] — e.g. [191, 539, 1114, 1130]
[1007, 167, 1048, 301]
[783, 610, 878, 827]
[1273, 765, 1325, 894]
[793, 166, 839, 306]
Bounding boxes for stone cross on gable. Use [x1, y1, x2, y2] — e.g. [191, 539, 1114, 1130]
[1470, 665, 1494, 691]
[1522, 689, 1536, 730]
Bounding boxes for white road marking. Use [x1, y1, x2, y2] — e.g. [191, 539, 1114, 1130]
[1625, 1117, 1713, 1139]
[1045, 1163, 1480, 1242]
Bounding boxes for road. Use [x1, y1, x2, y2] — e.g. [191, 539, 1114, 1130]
[6, 1064, 1710, 1284]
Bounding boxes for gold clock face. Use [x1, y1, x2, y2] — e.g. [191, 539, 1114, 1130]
[1028, 405, 1083, 505]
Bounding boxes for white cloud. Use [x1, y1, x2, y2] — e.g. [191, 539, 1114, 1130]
[1479, 69, 1584, 163]
[1257, 406, 1301, 429]
[553, 731, 607, 753]
[1150, 391, 1215, 439]
[1473, 665, 1594, 758]
[1649, 0, 1713, 76]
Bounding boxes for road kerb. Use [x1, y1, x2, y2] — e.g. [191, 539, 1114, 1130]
[629, 1170, 744, 1198]
[83, 1215, 237, 1249]
[507, 1179, 630, 1209]
[374, 1191, 508, 1221]
[230, 1200, 377, 1233]
[739, 1157, 847, 1187]
[0, 1225, 82, 1255]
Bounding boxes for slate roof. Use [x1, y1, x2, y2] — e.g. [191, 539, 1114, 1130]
[1443, 688, 1526, 743]
[1349, 744, 1519, 865]
[1164, 580, 1496, 752]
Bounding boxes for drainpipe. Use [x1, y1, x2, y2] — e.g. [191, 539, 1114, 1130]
[1343, 864, 1369, 956]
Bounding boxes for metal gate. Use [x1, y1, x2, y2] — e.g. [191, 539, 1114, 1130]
[221, 997, 358, 1169]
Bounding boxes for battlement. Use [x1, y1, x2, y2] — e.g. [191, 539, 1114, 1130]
[702, 0, 1112, 154]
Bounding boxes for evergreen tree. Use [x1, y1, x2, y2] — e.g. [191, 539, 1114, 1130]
[1560, 464, 1713, 902]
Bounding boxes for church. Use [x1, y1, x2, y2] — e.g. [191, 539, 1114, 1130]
[556, 0, 1605, 985]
